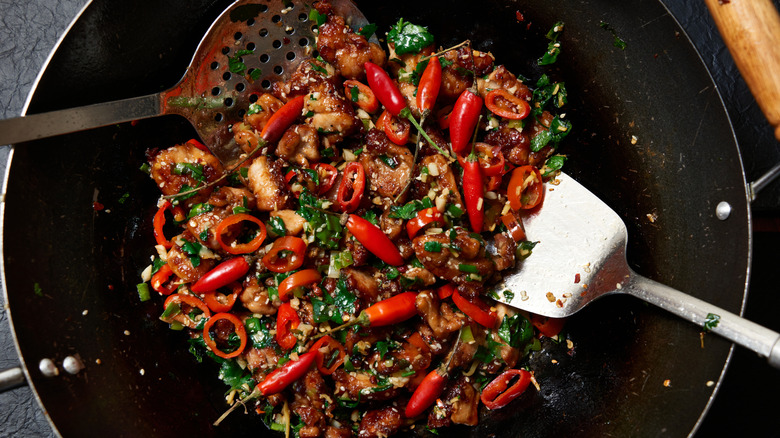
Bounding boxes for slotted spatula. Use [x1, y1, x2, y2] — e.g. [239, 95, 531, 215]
[0, 0, 368, 166]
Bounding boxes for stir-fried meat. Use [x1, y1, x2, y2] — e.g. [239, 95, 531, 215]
[166, 232, 215, 282]
[490, 233, 517, 272]
[325, 425, 353, 438]
[276, 124, 321, 167]
[448, 323, 484, 370]
[412, 228, 495, 286]
[343, 267, 380, 305]
[476, 65, 532, 101]
[415, 290, 465, 339]
[440, 47, 495, 103]
[417, 123, 450, 158]
[358, 406, 403, 438]
[246, 345, 282, 375]
[269, 209, 306, 236]
[483, 112, 556, 167]
[380, 208, 404, 241]
[233, 93, 285, 154]
[427, 375, 480, 428]
[246, 156, 293, 211]
[369, 333, 432, 376]
[360, 128, 414, 200]
[240, 277, 276, 315]
[345, 236, 371, 267]
[412, 154, 464, 211]
[292, 368, 334, 438]
[149, 141, 224, 207]
[332, 369, 402, 402]
[400, 266, 436, 289]
[413, 322, 449, 356]
[314, 0, 386, 80]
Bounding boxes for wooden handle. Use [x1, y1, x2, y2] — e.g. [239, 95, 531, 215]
[705, 0, 780, 141]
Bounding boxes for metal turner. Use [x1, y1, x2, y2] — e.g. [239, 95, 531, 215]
[0, 0, 369, 166]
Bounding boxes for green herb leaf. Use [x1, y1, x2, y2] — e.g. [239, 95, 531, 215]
[246, 103, 264, 115]
[704, 313, 721, 332]
[180, 239, 203, 267]
[188, 203, 213, 218]
[268, 216, 287, 237]
[599, 21, 627, 50]
[172, 162, 206, 183]
[309, 8, 327, 26]
[310, 61, 329, 75]
[424, 241, 443, 252]
[297, 190, 344, 250]
[497, 314, 533, 348]
[33, 282, 43, 297]
[387, 18, 435, 55]
[357, 23, 378, 39]
[542, 155, 567, 177]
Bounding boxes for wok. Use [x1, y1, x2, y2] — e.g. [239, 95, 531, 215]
[0, 0, 755, 436]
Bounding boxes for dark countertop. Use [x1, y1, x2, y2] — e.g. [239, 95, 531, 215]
[0, 1, 778, 437]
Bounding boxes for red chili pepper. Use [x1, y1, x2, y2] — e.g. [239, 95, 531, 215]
[314, 163, 339, 195]
[190, 257, 250, 293]
[364, 61, 407, 116]
[336, 162, 366, 213]
[344, 79, 379, 113]
[449, 89, 483, 154]
[485, 89, 531, 120]
[261, 236, 307, 273]
[452, 292, 497, 329]
[256, 350, 316, 395]
[203, 312, 248, 359]
[461, 154, 485, 233]
[486, 175, 502, 192]
[202, 282, 242, 313]
[186, 138, 210, 152]
[416, 56, 442, 114]
[406, 207, 443, 240]
[500, 212, 527, 242]
[437, 283, 455, 300]
[151, 264, 178, 295]
[377, 109, 410, 145]
[480, 369, 532, 410]
[153, 201, 174, 249]
[346, 214, 404, 266]
[405, 368, 447, 418]
[360, 291, 418, 327]
[437, 106, 452, 130]
[260, 95, 305, 144]
[278, 268, 322, 301]
[310, 335, 346, 375]
[475, 143, 506, 177]
[161, 293, 212, 328]
[215, 214, 267, 255]
[276, 302, 301, 350]
[530, 314, 566, 338]
[507, 165, 544, 210]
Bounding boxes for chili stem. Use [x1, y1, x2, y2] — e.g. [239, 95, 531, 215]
[405, 112, 450, 158]
[420, 40, 471, 62]
[394, 114, 428, 204]
[312, 316, 362, 340]
[164, 139, 267, 200]
[213, 386, 261, 426]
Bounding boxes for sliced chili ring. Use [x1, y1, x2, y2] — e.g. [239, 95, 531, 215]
[215, 213, 267, 254]
[153, 201, 174, 249]
[500, 212, 527, 242]
[530, 314, 566, 338]
[278, 268, 322, 301]
[436, 283, 455, 300]
[336, 162, 366, 213]
[310, 335, 346, 375]
[452, 292, 498, 329]
[344, 79, 379, 113]
[161, 293, 211, 329]
[406, 207, 444, 240]
[507, 165, 544, 210]
[377, 109, 410, 145]
[485, 89, 531, 120]
[475, 143, 506, 177]
[203, 312, 248, 359]
[276, 302, 300, 351]
[261, 236, 307, 273]
[314, 163, 339, 195]
[202, 282, 242, 313]
[151, 264, 178, 296]
[480, 369, 532, 410]
[186, 138, 210, 152]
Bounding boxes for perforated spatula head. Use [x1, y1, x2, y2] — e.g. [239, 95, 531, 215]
[493, 172, 632, 318]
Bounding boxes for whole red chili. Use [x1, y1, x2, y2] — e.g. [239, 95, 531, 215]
[336, 162, 366, 213]
[461, 153, 485, 233]
[449, 89, 483, 154]
[416, 56, 442, 114]
[190, 257, 250, 293]
[346, 214, 404, 266]
[315, 292, 418, 338]
[405, 368, 447, 418]
[364, 61, 407, 116]
[480, 369, 532, 410]
[256, 350, 316, 395]
[260, 95, 305, 144]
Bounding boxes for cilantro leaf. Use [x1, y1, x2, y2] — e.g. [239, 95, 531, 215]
[387, 18, 434, 55]
[358, 23, 378, 39]
[497, 314, 533, 348]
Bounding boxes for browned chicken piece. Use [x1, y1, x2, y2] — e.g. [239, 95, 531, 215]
[245, 345, 282, 374]
[314, 0, 386, 80]
[448, 323, 484, 371]
[379, 207, 404, 241]
[269, 209, 307, 236]
[412, 228, 496, 286]
[275, 124, 321, 167]
[413, 154, 464, 212]
[416, 290, 466, 339]
[427, 376, 480, 428]
[414, 321, 449, 356]
[240, 277, 276, 315]
[344, 236, 371, 266]
[416, 123, 450, 158]
[358, 406, 403, 438]
[165, 232, 215, 283]
[325, 426, 353, 438]
[484, 112, 556, 167]
[184, 187, 256, 250]
[360, 128, 414, 201]
[440, 47, 495, 103]
[246, 156, 293, 211]
[369, 332, 432, 376]
[233, 93, 285, 154]
[491, 233, 517, 272]
[476, 65, 532, 101]
[292, 368, 334, 438]
[401, 266, 436, 289]
[332, 369, 401, 402]
[149, 142, 224, 207]
[342, 267, 380, 305]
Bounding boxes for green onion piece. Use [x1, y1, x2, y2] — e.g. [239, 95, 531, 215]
[136, 283, 151, 302]
[458, 263, 478, 274]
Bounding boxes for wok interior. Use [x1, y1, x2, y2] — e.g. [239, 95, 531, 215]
[2, 0, 750, 436]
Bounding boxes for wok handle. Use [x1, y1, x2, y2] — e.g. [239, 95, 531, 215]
[626, 273, 780, 368]
[0, 93, 161, 146]
[704, 0, 780, 142]
[0, 367, 25, 392]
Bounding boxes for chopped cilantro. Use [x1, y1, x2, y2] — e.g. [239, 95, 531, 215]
[704, 313, 721, 332]
[350, 84, 360, 102]
[387, 18, 434, 55]
[599, 21, 627, 50]
[297, 190, 344, 250]
[268, 216, 287, 237]
[530, 116, 571, 152]
[180, 239, 203, 267]
[309, 8, 327, 26]
[497, 314, 533, 348]
[246, 103, 264, 115]
[389, 197, 433, 219]
[357, 23, 378, 39]
[118, 192, 130, 204]
[542, 155, 567, 177]
[33, 282, 43, 297]
[424, 241, 443, 252]
[538, 22, 565, 65]
[310, 61, 329, 75]
[172, 162, 206, 183]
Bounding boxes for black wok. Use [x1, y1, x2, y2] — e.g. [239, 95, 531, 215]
[1, 0, 752, 436]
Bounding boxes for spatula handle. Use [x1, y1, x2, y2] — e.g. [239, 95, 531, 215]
[627, 273, 780, 368]
[704, 0, 780, 141]
[0, 94, 161, 146]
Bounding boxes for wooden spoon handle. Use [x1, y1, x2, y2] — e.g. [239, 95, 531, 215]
[705, 0, 780, 141]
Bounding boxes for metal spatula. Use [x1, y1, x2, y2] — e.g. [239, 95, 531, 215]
[493, 172, 780, 368]
[0, 0, 368, 166]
